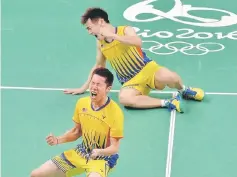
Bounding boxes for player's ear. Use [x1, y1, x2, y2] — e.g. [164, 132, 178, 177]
[98, 18, 103, 25]
[106, 85, 112, 92]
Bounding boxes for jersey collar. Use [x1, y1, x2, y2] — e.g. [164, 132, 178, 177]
[91, 97, 111, 111]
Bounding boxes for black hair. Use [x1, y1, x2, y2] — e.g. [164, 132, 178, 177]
[93, 67, 114, 86]
[81, 7, 110, 24]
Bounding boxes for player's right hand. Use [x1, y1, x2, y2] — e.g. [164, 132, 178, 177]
[63, 88, 86, 95]
[46, 133, 58, 146]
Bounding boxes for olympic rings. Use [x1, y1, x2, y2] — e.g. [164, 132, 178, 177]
[142, 41, 225, 55]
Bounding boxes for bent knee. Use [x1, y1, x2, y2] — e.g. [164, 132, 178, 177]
[119, 93, 134, 106]
[168, 72, 180, 83]
[119, 89, 140, 106]
[30, 160, 60, 177]
[156, 68, 180, 83]
[30, 169, 42, 177]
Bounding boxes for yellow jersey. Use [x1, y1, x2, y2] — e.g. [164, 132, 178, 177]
[72, 96, 124, 153]
[99, 26, 152, 84]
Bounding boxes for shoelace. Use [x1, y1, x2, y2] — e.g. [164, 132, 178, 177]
[167, 96, 179, 112]
[183, 88, 197, 99]
[167, 102, 176, 112]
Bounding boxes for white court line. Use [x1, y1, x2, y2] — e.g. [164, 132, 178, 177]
[165, 93, 177, 177]
[1, 86, 237, 95]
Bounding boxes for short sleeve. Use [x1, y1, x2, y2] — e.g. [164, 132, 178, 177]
[110, 105, 124, 138]
[72, 99, 81, 124]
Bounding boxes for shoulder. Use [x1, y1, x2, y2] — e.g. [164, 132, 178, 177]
[96, 39, 102, 47]
[76, 96, 90, 106]
[108, 98, 124, 114]
[115, 25, 134, 35]
[119, 25, 136, 33]
[97, 39, 106, 50]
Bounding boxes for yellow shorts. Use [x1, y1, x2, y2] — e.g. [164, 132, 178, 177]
[122, 61, 162, 95]
[51, 149, 113, 177]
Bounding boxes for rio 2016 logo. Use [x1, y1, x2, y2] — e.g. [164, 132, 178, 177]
[123, 0, 237, 55]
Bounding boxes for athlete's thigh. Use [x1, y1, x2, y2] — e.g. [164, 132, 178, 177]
[132, 60, 162, 92]
[52, 149, 84, 177]
[31, 160, 65, 177]
[154, 67, 176, 89]
[86, 160, 110, 177]
[121, 61, 163, 95]
[121, 76, 150, 96]
[120, 85, 143, 97]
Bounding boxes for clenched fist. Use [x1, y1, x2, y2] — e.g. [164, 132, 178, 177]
[46, 133, 58, 146]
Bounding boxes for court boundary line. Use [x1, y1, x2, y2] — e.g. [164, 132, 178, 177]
[165, 93, 176, 177]
[1, 86, 237, 96]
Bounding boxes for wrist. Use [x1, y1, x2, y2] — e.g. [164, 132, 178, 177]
[56, 137, 61, 144]
[111, 33, 119, 40]
[97, 149, 104, 156]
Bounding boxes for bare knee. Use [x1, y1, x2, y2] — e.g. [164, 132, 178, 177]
[169, 72, 180, 83]
[30, 160, 62, 177]
[30, 169, 42, 177]
[155, 68, 181, 85]
[119, 88, 140, 107]
[119, 92, 135, 106]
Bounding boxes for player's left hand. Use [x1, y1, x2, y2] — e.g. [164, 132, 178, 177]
[90, 149, 102, 159]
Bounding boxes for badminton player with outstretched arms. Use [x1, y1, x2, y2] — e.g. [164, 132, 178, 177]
[64, 7, 205, 113]
[30, 68, 124, 177]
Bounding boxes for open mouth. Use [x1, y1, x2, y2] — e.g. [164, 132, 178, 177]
[91, 91, 97, 98]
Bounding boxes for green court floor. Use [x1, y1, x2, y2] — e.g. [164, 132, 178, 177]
[1, 0, 237, 177]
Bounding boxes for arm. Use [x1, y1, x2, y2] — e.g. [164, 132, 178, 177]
[98, 137, 121, 156]
[46, 99, 83, 146]
[98, 106, 124, 156]
[78, 40, 106, 90]
[63, 41, 106, 94]
[112, 26, 142, 47]
[56, 98, 83, 144]
[46, 122, 81, 146]
[56, 122, 82, 144]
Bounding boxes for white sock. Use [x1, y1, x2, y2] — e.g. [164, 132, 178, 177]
[161, 100, 168, 107]
[178, 85, 186, 93]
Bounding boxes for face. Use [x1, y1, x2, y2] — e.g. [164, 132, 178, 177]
[85, 19, 105, 40]
[89, 74, 111, 103]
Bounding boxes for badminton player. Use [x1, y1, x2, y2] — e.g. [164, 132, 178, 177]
[30, 68, 124, 177]
[64, 7, 205, 113]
